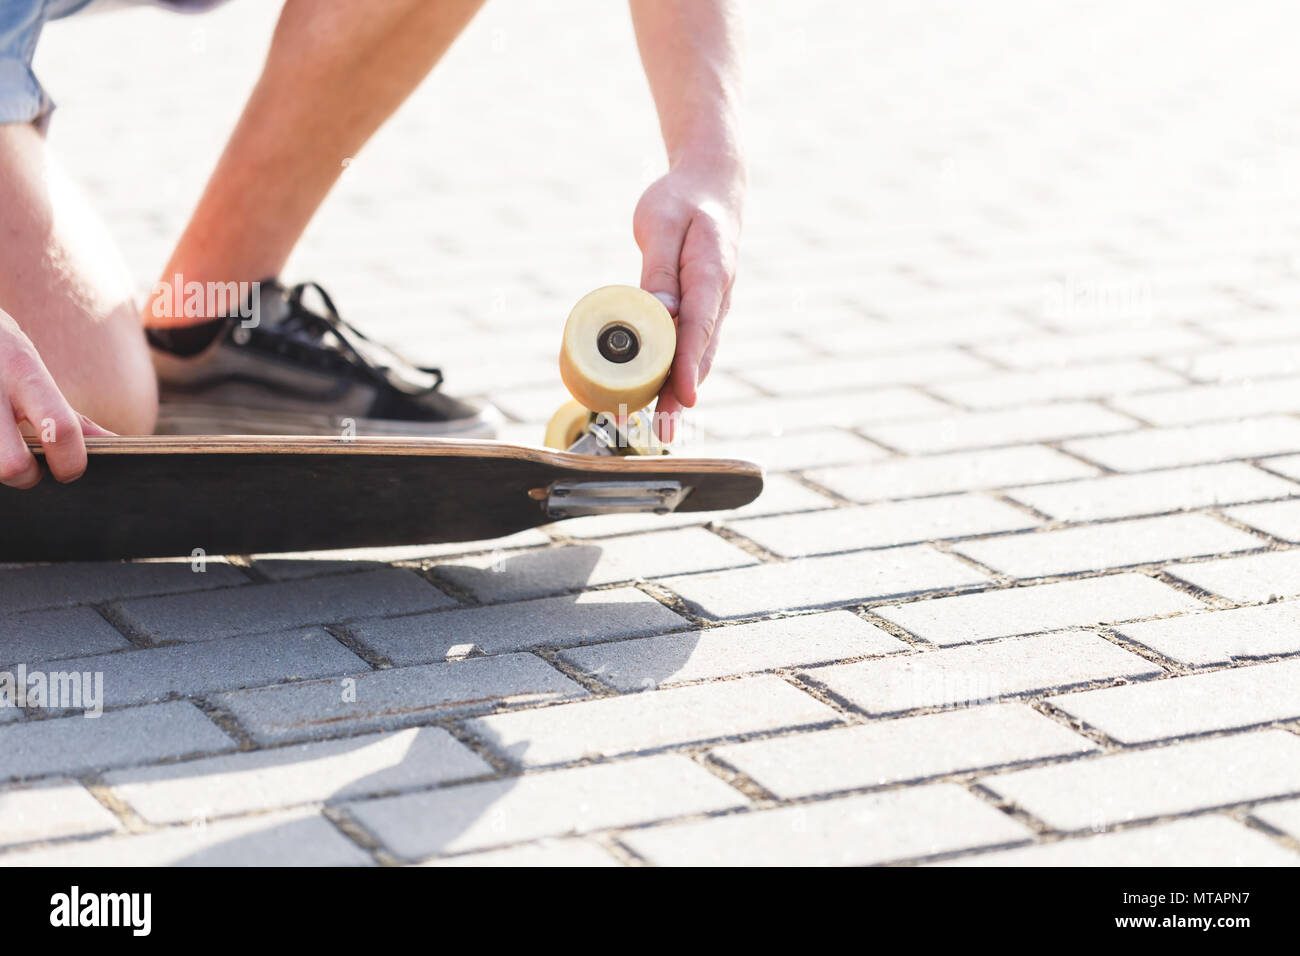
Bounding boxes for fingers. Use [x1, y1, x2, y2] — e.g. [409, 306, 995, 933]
[10, 377, 90, 485]
[77, 412, 117, 438]
[635, 209, 686, 317]
[0, 402, 42, 490]
[654, 386, 685, 444]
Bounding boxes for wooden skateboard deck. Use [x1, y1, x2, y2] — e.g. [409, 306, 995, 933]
[1, 436, 764, 562]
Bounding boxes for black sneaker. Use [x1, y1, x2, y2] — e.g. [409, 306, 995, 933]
[149, 280, 501, 438]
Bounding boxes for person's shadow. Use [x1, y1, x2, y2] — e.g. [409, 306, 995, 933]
[5, 545, 706, 865]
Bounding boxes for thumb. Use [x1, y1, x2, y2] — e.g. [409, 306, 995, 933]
[77, 412, 118, 438]
[637, 220, 684, 317]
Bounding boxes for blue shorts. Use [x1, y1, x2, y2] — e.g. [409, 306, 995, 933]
[0, 0, 229, 126]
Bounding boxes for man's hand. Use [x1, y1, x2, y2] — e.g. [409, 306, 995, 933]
[628, 0, 745, 442]
[0, 308, 113, 489]
[634, 163, 743, 440]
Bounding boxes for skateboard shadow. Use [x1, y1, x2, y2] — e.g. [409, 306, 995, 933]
[150, 545, 706, 865]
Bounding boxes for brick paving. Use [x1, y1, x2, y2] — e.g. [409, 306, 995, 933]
[1, 0, 1299, 866]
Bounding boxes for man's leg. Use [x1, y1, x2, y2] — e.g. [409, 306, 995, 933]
[151, 0, 485, 317]
[0, 123, 158, 434]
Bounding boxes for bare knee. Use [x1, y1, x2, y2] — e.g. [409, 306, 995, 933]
[0, 123, 158, 435]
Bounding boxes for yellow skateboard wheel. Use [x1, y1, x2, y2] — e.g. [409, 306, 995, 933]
[558, 285, 676, 415]
[543, 399, 596, 450]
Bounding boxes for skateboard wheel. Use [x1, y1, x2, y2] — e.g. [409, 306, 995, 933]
[558, 285, 676, 415]
[543, 399, 596, 450]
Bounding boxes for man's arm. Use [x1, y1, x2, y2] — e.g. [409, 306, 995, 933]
[628, 0, 746, 440]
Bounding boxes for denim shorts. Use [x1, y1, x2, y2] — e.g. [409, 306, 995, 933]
[0, 0, 229, 126]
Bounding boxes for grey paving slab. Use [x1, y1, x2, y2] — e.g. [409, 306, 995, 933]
[0, 561, 249, 615]
[0, 809, 373, 867]
[114, 568, 454, 642]
[0, 608, 133, 665]
[808, 631, 1161, 716]
[350, 587, 689, 663]
[468, 675, 839, 767]
[728, 493, 1038, 557]
[875, 573, 1202, 646]
[663, 546, 992, 619]
[106, 727, 491, 824]
[621, 784, 1032, 866]
[936, 817, 1300, 866]
[713, 704, 1094, 798]
[346, 755, 745, 860]
[49, 630, 367, 709]
[1050, 659, 1300, 743]
[214, 652, 587, 744]
[0, 779, 123, 848]
[433, 529, 758, 602]
[0, 702, 235, 780]
[560, 611, 905, 690]
[983, 731, 1300, 830]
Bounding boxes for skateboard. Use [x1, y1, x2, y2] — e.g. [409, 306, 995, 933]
[1, 286, 763, 561]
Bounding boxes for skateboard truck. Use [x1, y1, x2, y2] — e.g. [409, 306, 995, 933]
[541, 479, 689, 518]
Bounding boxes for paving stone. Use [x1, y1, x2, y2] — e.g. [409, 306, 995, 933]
[1163, 342, 1300, 382]
[214, 652, 587, 744]
[55, 630, 366, 709]
[1063, 416, 1300, 471]
[938, 816, 1300, 866]
[1252, 797, 1300, 840]
[863, 403, 1137, 455]
[433, 529, 758, 602]
[663, 546, 992, 619]
[0, 608, 132, 665]
[1166, 550, 1300, 603]
[251, 530, 552, 580]
[0, 809, 372, 866]
[930, 361, 1187, 410]
[983, 731, 1300, 830]
[0, 561, 249, 615]
[422, 839, 621, 867]
[1051, 659, 1300, 743]
[468, 675, 838, 767]
[728, 494, 1037, 557]
[1224, 499, 1300, 543]
[714, 704, 1093, 798]
[952, 514, 1263, 579]
[741, 350, 995, 396]
[114, 568, 454, 642]
[1111, 378, 1300, 426]
[107, 727, 490, 824]
[560, 611, 905, 690]
[975, 327, 1215, 370]
[1006, 463, 1297, 522]
[808, 631, 1160, 716]
[1259, 453, 1300, 484]
[808, 445, 1100, 503]
[346, 755, 745, 860]
[690, 388, 952, 437]
[0, 702, 234, 780]
[554, 474, 835, 539]
[682, 429, 890, 472]
[876, 574, 1201, 646]
[621, 784, 1031, 865]
[0, 779, 122, 848]
[1114, 601, 1300, 665]
[350, 587, 688, 663]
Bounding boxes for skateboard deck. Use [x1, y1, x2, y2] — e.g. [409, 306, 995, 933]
[1, 436, 763, 562]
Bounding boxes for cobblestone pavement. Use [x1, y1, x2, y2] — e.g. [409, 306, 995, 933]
[3, 0, 1300, 865]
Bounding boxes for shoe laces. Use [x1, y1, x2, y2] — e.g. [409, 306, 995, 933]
[276, 281, 444, 396]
